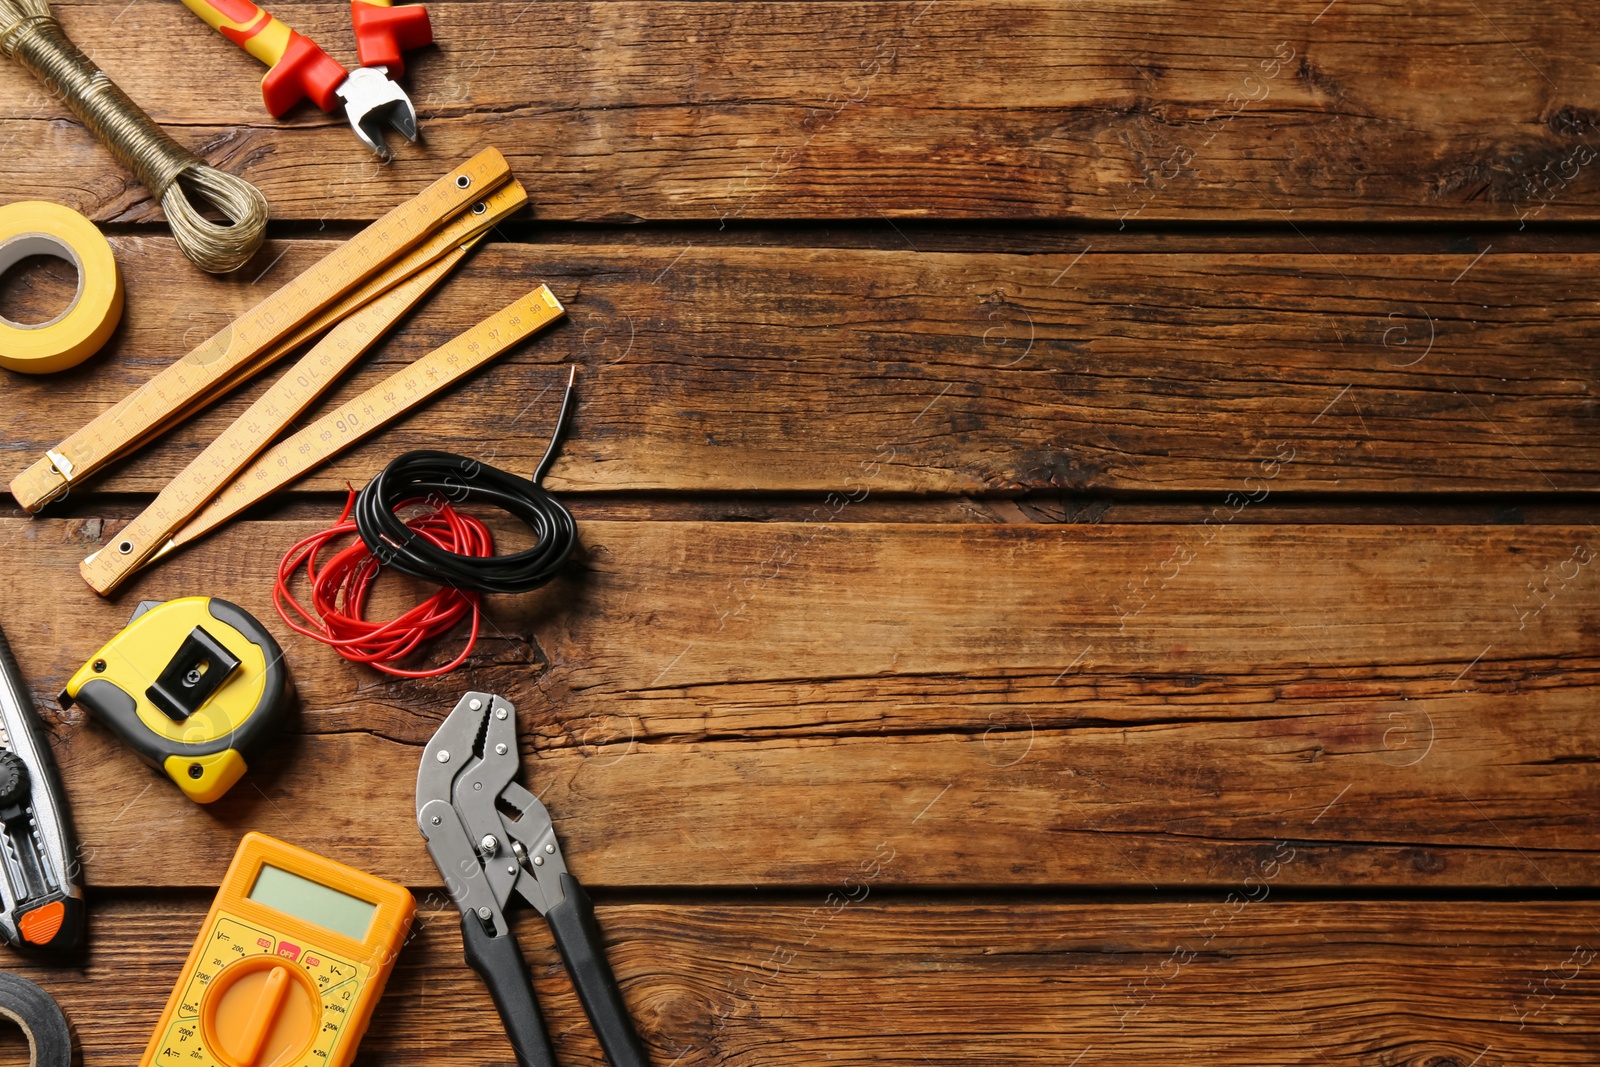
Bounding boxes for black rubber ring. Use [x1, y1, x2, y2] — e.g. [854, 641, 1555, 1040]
[0, 973, 71, 1067]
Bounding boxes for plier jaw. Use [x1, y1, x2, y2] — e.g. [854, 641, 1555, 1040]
[336, 66, 420, 159]
[417, 692, 569, 918]
[416, 692, 654, 1067]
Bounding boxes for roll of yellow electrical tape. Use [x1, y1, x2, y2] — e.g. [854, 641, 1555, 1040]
[0, 202, 123, 374]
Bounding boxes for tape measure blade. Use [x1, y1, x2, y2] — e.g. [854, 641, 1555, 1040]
[84, 247, 477, 596]
[168, 286, 566, 553]
[9, 150, 514, 513]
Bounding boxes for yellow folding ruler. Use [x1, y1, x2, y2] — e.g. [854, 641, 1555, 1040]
[88, 285, 566, 592]
[79, 175, 531, 595]
[158, 285, 567, 563]
[10, 147, 516, 514]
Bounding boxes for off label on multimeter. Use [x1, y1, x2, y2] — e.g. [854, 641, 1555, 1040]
[141, 833, 415, 1067]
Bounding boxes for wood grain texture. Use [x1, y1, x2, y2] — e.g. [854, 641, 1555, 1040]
[0, 0, 1585, 1058]
[1, 2, 1598, 223]
[2, 897, 1596, 1066]
[2, 238, 1597, 497]
[0, 519, 1591, 890]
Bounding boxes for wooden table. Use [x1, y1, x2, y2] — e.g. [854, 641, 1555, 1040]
[0, 2, 1596, 1063]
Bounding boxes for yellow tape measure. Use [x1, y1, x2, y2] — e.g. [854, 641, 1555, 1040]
[10, 148, 514, 513]
[60, 597, 288, 803]
[79, 179, 532, 596]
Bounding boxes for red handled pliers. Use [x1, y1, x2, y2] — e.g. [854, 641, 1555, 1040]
[178, 0, 433, 157]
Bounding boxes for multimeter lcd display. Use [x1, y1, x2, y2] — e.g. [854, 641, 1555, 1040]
[249, 864, 378, 941]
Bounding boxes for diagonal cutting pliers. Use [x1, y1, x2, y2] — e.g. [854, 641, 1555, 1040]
[417, 692, 653, 1067]
[178, 0, 433, 157]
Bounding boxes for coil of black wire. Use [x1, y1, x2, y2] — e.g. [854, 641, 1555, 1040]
[352, 370, 579, 595]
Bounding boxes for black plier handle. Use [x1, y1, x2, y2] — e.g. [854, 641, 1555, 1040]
[462, 873, 649, 1067]
[460, 908, 556, 1067]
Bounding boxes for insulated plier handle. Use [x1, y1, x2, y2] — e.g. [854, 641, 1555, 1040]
[460, 870, 648, 1067]
[351, 0, 433, 75]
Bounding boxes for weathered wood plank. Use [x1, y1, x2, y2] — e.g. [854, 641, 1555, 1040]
[27, 491, 1600, 531]
[0, 519, 1593, 889]
[1, 2, 1598, 222]
[3, 897, 1597, 1065]
[3, 239, 1597, 496]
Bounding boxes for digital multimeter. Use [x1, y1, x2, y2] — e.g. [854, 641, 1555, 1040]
[140, 833, 415, 1067]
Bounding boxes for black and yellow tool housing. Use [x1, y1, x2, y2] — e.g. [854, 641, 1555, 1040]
[60, 597, 287, 803]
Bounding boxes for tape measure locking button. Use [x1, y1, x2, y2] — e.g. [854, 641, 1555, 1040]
[60, 597, 288, 803]
[0, 201, 123, 374]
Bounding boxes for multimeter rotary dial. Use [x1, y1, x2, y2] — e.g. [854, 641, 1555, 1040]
[202, 956, 321, 1067]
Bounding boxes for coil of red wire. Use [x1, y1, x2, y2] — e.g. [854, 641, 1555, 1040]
[278, 369, 579, 677]
[274, 493, 495, 678]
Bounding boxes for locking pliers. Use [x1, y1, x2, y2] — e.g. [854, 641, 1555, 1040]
[417, 692, 652, 1067]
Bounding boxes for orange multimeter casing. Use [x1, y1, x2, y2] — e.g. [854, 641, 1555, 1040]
[139, 832, 416, 1067]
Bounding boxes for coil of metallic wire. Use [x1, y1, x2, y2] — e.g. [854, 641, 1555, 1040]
[0, 0, 268, 273]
